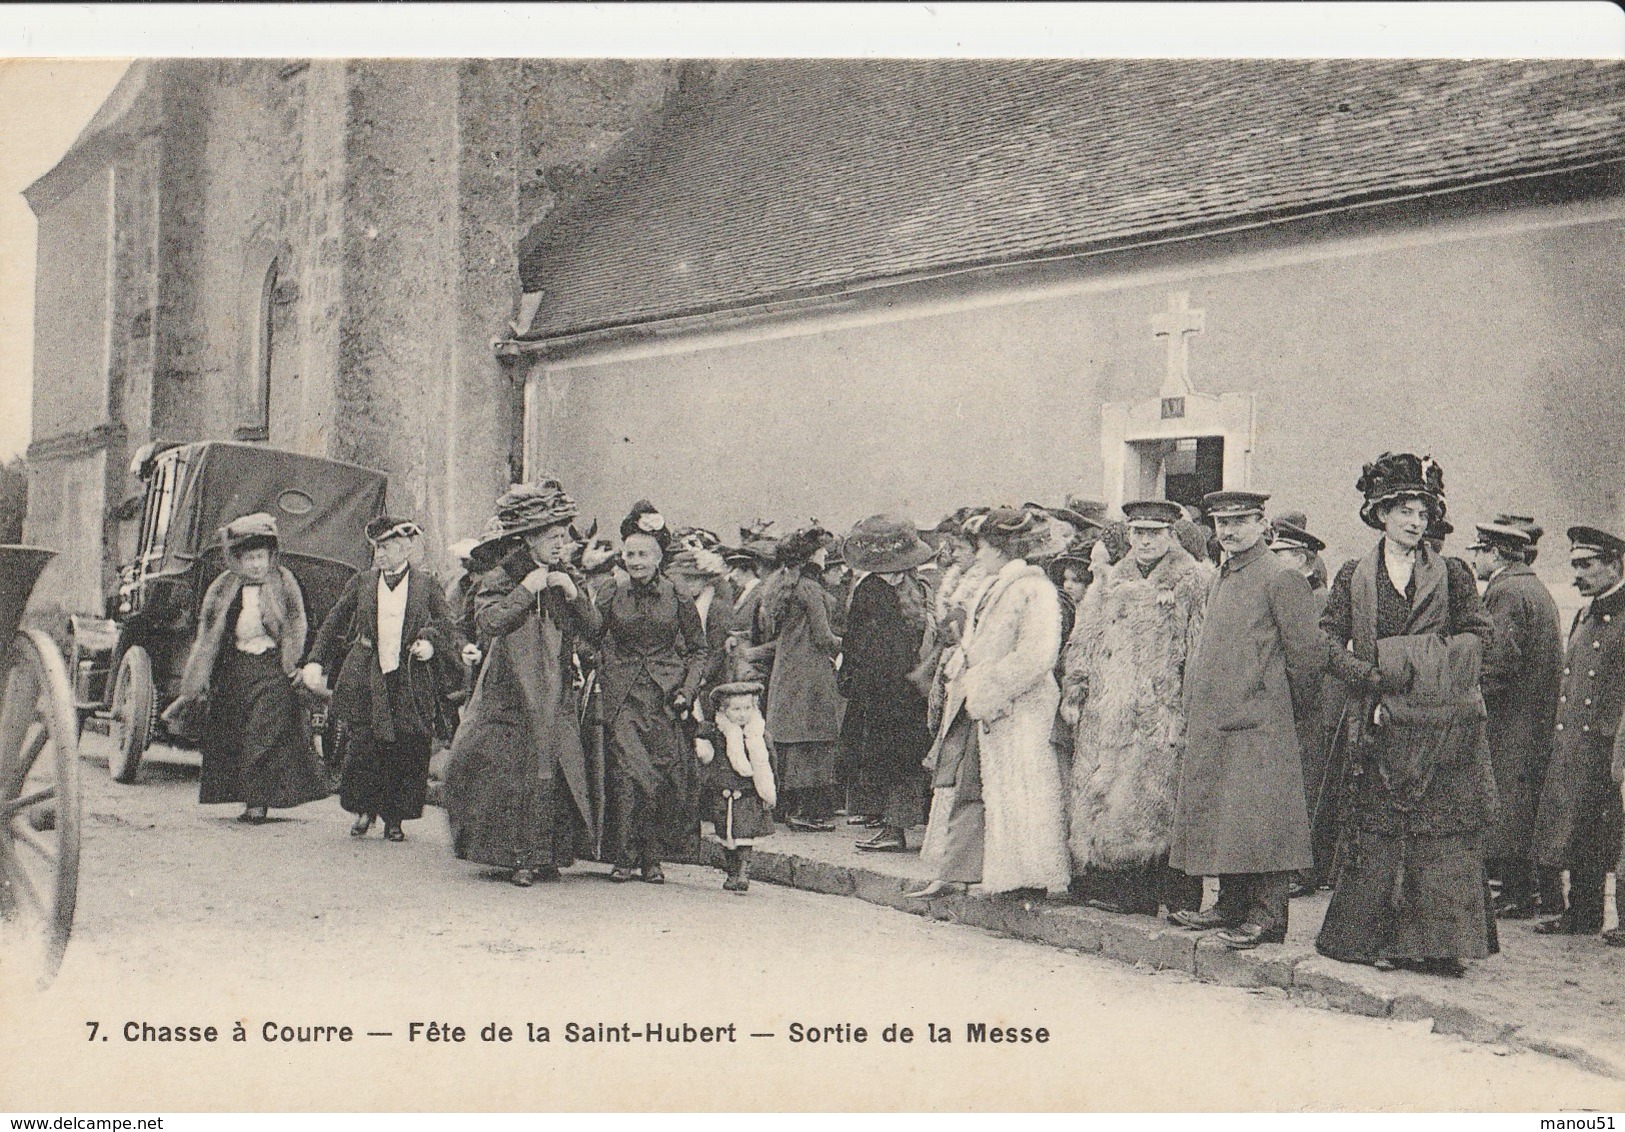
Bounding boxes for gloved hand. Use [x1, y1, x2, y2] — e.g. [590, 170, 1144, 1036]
[409, 638, 434, 662]
[461, 643, 482, 666]
[300, 663, 327, 694]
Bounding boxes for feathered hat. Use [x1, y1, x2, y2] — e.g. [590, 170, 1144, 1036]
[1356, 452, 1446, 531]
[620, 499, 671, 549]
[494, 480, 579, 538]
[843, 514, 934, 574]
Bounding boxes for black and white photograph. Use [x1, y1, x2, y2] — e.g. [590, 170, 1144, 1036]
[0, 2, 1623, 1117]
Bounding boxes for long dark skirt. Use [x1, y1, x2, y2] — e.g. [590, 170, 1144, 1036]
[602, 675, 698, 867]
[200, 648, 329, 810]
[446, 716, 590, 872]
[778, 740, 837, 791]
[339, 727, 432, 820]
[1316, 828, 1499, 962]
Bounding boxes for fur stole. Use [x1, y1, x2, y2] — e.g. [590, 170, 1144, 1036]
[170, 561, 307, 703]
[695, 708, 777, 809]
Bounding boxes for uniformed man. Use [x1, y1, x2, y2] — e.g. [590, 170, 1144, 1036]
[1467, 522, 1564, 918]
[1532, 526, 1625, 937]
[1170, 491, 1324, 948]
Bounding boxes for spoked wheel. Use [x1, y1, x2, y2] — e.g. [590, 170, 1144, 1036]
[0, 629, 83, 989]
[108, 645, 154, 784]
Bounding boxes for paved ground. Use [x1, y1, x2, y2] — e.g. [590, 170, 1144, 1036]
[1, 736, 1622, 1112]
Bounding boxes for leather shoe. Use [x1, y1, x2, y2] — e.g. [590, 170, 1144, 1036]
[642, 864, 665, 884]
[1494, 896, 1538, 920]
[1602, 928, 1625, 948]
[1215, 923, 1284, 949]
[1170, 907, 1233, 931]
[1534, 912, 1600, 935]
[856, 829, 907, 852]
[510, 869, 536, 887]
[238, 806, 269, 824]
[535, 865, 561, 883]
[609, 867, 636, 883]
[350, 813, 375, 838]
[383, 822, 405, 842]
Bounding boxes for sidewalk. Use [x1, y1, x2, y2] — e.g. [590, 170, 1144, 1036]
[700, 824, 1625, 1079]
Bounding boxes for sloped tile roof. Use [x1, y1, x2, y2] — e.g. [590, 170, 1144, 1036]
[517, 59, 1625, 340]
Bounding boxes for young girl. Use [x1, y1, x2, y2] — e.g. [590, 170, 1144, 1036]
[694, 681, 777, 892]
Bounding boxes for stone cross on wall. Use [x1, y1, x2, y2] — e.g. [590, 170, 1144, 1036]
[1150, 291, 1205, 399]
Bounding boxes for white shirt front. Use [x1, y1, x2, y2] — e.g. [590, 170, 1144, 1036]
[1383, 540, 1417, 595]
[377, 571, 410, 675]
[695, 585, 716, 633]
[234, 585, 276, 655]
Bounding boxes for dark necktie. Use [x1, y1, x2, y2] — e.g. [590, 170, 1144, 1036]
[382, 569, 408, 591]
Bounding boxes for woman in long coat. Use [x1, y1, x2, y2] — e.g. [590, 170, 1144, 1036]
[912, 508, 1069, 895]
[757, 527, 843, 831]
[597, 500, 710, 883]
[305, 516, 460, 842]
[1315, 454, 1498, 976]
[838, 515, 936, 853]
[162, 512, 329, 822]
[443, 482, 601, 886]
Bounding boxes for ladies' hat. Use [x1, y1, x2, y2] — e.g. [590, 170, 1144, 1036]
[676, 526, 723, 552]
[1356, 453, 1446, 531]
[620, 499, 671, 547]
[221, 511, 279, 552]
[495, 480, 579, 538]
[738, 518, 779, 545]
[365, 515, 423, 545]
[843, 514, 935, 574]
[447, 537, 480, 562]
[778, 525, 834, 566]
[710, 680, 765, 708]
[977, 507, 1055, 559]
[666, 546, 727, 579]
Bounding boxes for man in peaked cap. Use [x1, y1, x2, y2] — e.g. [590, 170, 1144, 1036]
[1170, 491, 1324, 948]
[1532, 525, 1625, 937]
[1467, 522, 1565, 919]
[1061, 498, 1209, 918]
[305, 515, 461, 842]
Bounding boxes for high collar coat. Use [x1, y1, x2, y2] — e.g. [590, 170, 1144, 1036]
[1479, 564, 1564, 859]
[1170, 539, 1324, 876]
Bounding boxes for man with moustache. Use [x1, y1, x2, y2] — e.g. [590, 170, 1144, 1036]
[1532, 526, 1625, 937]
[1169, 491, 1324, 949]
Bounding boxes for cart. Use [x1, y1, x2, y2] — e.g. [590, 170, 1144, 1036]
[0, 546, 82, 989]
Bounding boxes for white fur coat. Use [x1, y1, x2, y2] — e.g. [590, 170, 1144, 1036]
[1062, 545, 1212, 870]
[949, 559, 1070, 894]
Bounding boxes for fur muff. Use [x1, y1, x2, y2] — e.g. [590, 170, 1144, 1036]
[952, 559, 1070, 894]
[1063, 544, 1211, 871]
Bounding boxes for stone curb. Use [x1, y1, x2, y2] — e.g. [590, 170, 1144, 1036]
[700, 842, 1625, 1080]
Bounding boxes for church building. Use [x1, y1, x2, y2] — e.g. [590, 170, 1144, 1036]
[25, 58, 1625, 621]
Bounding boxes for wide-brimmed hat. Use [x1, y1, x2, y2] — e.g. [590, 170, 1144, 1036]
[221, 511, 279, 552]
[1356, 453, 1445, 531]
[738, 518, 779, 545]
[723, 540, 776, 567]
[495, 480, 579, 538]
[447, 537, 480, 562]
[843, 514, 934, 573]
[365, 515, 422, 545]
[1269, 519, 1325, 554]
[675, 526, 723, 552]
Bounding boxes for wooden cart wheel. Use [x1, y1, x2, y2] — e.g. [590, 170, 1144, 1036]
[108, 645, 154, 784]
[0, 629, 83, 989]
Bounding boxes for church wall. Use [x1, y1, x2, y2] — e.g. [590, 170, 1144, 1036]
[526, 197, 1624, 602]
[30, 167, 114, 441]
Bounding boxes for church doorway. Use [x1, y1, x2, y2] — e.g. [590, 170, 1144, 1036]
[1125, 435, 1225, 511]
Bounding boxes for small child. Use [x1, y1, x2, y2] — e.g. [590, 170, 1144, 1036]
[694, 681, 777, 892]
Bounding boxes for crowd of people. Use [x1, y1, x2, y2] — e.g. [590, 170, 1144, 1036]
[160, 449, 1625, 978]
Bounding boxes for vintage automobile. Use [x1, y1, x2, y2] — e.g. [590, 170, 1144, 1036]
[70, 441, 388, 783]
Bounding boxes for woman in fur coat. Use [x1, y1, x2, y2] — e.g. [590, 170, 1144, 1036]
[910, 508, 1070, 897]
[161, 512, 329, 822]
[1061, 500, 1212, 917]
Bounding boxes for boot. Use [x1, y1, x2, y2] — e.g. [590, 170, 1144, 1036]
[724, 848, 752, 893]
[721, 848, 742, 890]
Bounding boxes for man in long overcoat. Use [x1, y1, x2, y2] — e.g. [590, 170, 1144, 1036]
[304, 516, 461, 842]
[1532, 526, 1625, 936]
[1170, 491, 1325, 949]
[1467, 521, 1564, 918]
